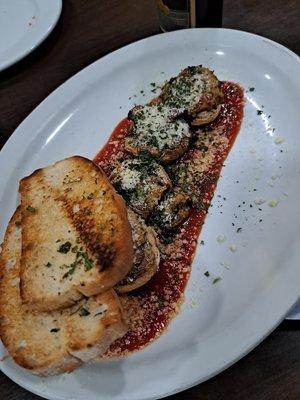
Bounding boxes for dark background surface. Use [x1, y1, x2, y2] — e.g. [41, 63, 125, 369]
[0, 0, 299, 399]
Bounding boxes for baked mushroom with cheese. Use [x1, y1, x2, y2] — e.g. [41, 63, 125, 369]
[152, 190, 190, 230]
[125, 104, 191, 163]
[115, 209, 160, 293]
[110, 154, 171, 218]
[168, 148, 215, 207]
[190, 104, 222, 126]
[160, 66, 223, 126]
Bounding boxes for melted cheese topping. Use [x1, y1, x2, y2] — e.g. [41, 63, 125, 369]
[111, 157, 171, 214]
[131, 105, 190, 151]
[95, 80, 244, 357]
[169, 127, 229, 206]
[163, 67, 207, 111]
[118, 165, 141, 190]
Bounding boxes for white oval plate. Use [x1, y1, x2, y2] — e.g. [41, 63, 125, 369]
[0, 0, 62, 71]
[0, 29, 299, 400]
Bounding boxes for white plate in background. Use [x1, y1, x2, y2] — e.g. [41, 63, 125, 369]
[0, 29, 299, 400]
[0, 0, 62, 71]
[286, 301, 300, 320]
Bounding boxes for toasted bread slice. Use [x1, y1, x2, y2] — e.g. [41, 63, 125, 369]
[19, 156, 133, 312]
[115, 209, 160, 293]
[66, 290, 126, 362]
[0, 209, 127, 376]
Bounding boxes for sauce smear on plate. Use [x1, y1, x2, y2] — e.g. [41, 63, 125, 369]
[94, 81, 244, 356]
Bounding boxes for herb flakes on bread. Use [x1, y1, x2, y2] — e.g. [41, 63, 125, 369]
[19, 156, 133, 312]
[0, 208, 127, 376]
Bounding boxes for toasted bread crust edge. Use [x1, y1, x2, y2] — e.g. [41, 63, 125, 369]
[67, 290, 127, 362]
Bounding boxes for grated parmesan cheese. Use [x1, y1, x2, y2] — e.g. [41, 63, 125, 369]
[216, 234, 226, 243]
[118, 167, 141, 190]
[254, 198, 266, 205]
[130, 104, 190, 151]
[273, 136, 284, 144]
[165, 72, 205, 109]
[229, 244, 237, 252]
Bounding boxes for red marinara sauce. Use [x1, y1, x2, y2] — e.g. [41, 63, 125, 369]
[94, 82, 244, 356]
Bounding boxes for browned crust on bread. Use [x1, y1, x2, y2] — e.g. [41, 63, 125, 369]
[0, 208, 81, 375]
[19, 156, 133, 312]
[0, 209, 127, 375]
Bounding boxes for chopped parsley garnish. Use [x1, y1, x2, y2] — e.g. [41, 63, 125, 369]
[62, 264, 76, 279]
[249, 87, 255, 92]
[163, 66, 203, 108]
[78, 251, 93, 270]
[45, 262, 52, 268]
[94, 310, 106, 317]
[26, 205, 36, 213]
[236, 228, 242, 233]
[204, 271, 210, 277]
[79, 307, 90, 317]
[57, 241, 71, 253]
[163, 236, 173, 244]
[157, 299, 165, 309]
[148, 135, 159, 147]
[213, 277, 222, 284]
[257, 110, 263, 115]
[197, 199, 207, 211]
[62, 250, 93, 279]
[50, 328, 60, 333]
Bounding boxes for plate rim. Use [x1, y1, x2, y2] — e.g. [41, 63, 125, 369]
[0, 0, 62, 71]
[0, 28, 299, 400]
[1, 27, 299, 155]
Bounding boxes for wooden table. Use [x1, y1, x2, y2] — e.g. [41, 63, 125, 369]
[0, 0, 299, 399]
